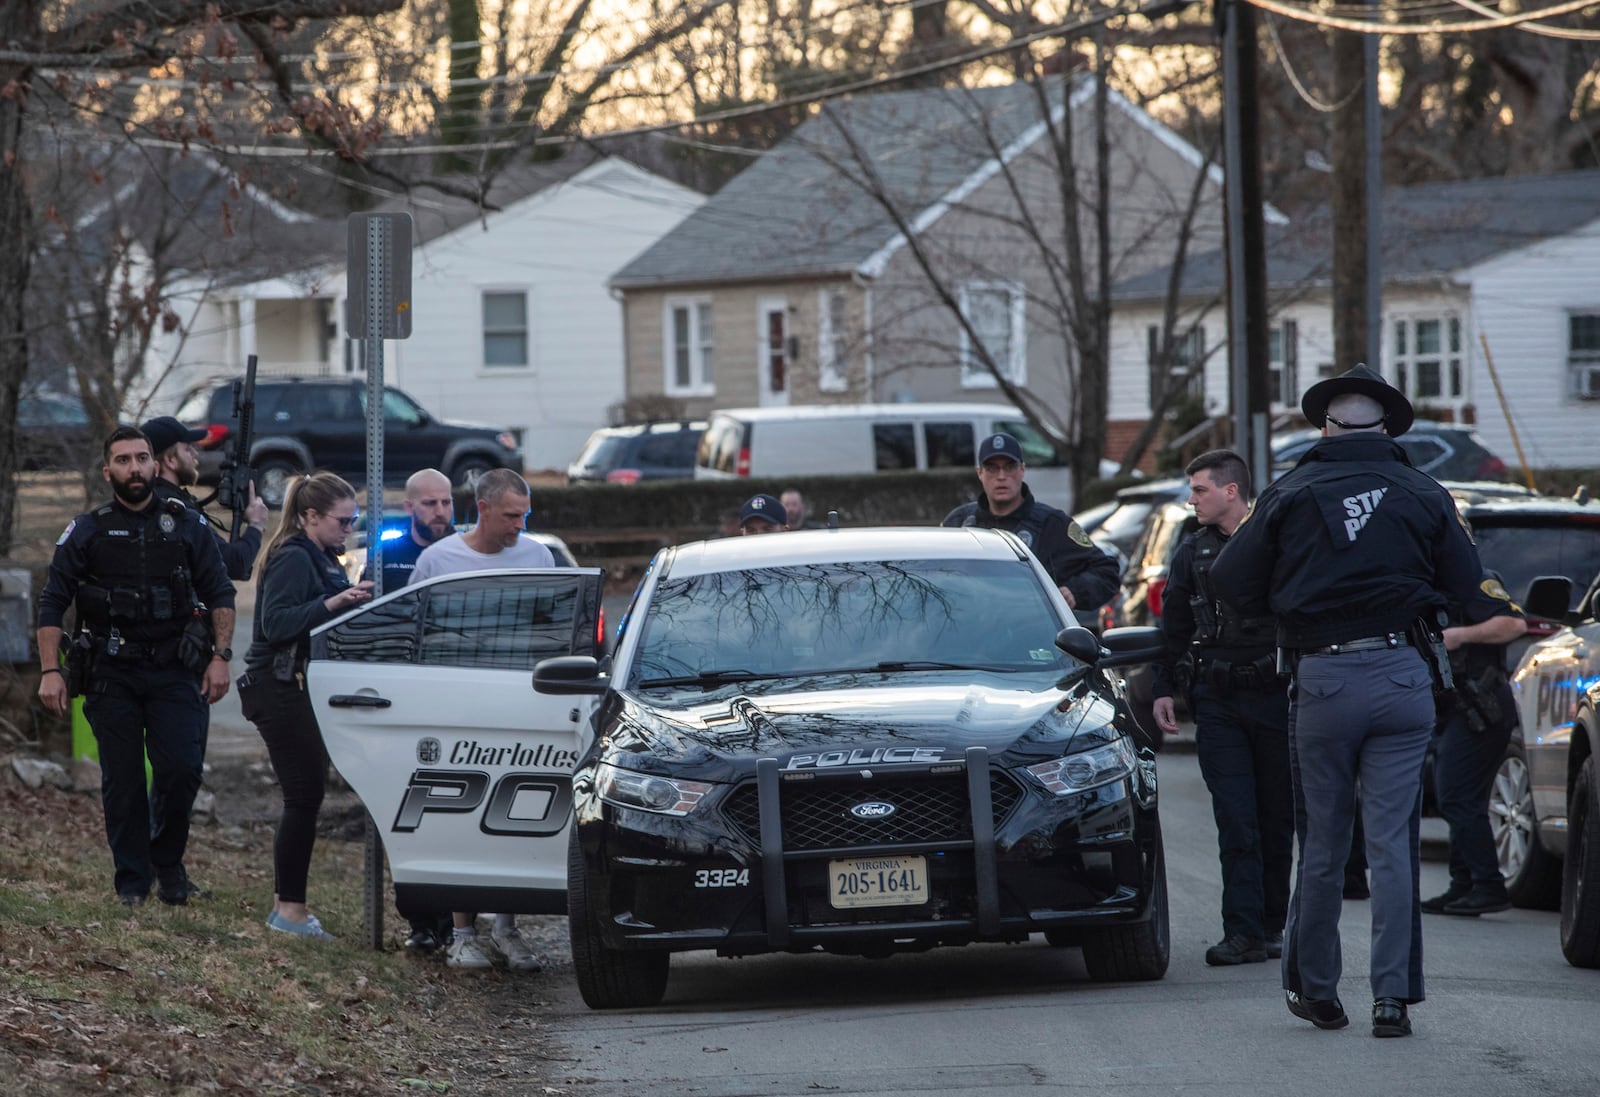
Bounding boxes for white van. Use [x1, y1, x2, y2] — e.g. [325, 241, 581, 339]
[694, 403, 1078, 510]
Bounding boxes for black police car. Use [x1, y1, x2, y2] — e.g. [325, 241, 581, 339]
[535, 526, 1168, 1008]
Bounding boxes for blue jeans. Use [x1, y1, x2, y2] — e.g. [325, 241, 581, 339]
[1193, 684, 1294, 941]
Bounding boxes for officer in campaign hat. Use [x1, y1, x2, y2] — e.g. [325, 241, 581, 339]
[942, 432, 1118, 614]
[740, 493, 789, 535]
[1209, 363, 1508, 1039]
[36, 426, 238, 907]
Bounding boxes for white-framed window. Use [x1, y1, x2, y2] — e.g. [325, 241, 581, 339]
[482, 290, 529, 367]
[959, 281, 1026, 388]
[1268, 319, 1298, 408]
[1569, 311, 1600, 400]
[1391, 314, 1463, 401]
[1147, 324, 1205, 410]
[818, 288, 849, 393]
[663, 296, 715, 396]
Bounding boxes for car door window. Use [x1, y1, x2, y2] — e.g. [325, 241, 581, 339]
[636, 432, 684, 466]
[873, 423, 916, 470]
[1398, 436, 1448, 472]
[924, 421, 975, 468]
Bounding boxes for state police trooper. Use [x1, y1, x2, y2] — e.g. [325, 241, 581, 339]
[942, 432, 1119, 614]
[1210, 364, 1505, 1039]
[36, 426, 237, 907]
[1152, 450, 1293, 969]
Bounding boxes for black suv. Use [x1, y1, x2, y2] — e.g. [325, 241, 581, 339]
[566, 420, 705, 484]
[175, 378, 522, 506]
[1272, 423, 1509, 482]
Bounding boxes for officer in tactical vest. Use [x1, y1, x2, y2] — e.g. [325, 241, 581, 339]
[36, 426, 237, 907]
[942, 432, 1119, 615]
[1210, 364, 1503, 1040]
[141, 414, 268, 582]
[1424, 572, 1526, 916]
[1152, 449, 1293, 968]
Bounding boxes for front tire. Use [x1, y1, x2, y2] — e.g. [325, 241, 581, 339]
[1081, 836, 1170, 982]
[255, 457, 302, 509]
[567, 829, 669, 1009]
[450, 456, 498, 493]
[1561, 755, 1600, 968]
[1493, 740, 1560, 910]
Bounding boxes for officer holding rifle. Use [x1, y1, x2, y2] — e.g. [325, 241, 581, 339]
[1209, 364, 1504, 1040]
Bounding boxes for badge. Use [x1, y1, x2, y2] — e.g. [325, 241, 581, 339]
[56, 519, 75, 546]
[1016, 529, 1034, 548]
[417, 737, 442, 765]
[159, 513, 176, 534]
[1067, 520, 1092, 548]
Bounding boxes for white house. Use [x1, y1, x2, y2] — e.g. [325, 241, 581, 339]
[145, 156, 704, 472]
[1107, 170, 1600, 472]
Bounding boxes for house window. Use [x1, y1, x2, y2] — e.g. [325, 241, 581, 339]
[1268, 320, 1298, 408]
[483, 291, 528, 367]
[1391, 314, 1462, 401]
[818, 288, 849, 393]
[1147, 325, 1205, 410]
[664, 297, 714, 395]
[1569, 311, 1600, 399]
[959, 281, 1026, 388]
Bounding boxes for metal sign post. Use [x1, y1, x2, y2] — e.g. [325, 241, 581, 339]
[346, 211, 413, 951]
[346, 212, 413, 598]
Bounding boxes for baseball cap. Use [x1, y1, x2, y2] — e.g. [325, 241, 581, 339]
[739, 493, 786, 528]
[140, 415, 208, 455]
[977, 432, 1024, 465]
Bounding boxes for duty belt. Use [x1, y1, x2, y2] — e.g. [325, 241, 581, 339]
[1301, 632, 1411, 656]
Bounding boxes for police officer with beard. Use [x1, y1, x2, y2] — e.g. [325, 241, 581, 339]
[1152, 449, 1293, 969]
[141, 415, 268, 582]
[36, 426, 236, 906]
[1210, 364, 1503, 1040]
[942, 432, 1119, 615]
[361, 468, 457, 594]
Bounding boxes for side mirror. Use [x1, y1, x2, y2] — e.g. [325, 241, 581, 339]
[533, 655, 608, 696]
[1055, 626, 1102, 665]
[1523, 575, 1578, 625]
[1097, 626, 1167, 669]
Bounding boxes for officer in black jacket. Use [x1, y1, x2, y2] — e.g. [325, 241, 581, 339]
[942, 432, 1119, 615]
[1152, 449, 1293, 969]
[141, 415, 268, 582]
[36, 426, 237, 907]
[361, 467, 457, 596]
[1210, 364, 1503, 1040]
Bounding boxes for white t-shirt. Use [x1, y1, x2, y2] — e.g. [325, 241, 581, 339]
[409, 533, 556, 583]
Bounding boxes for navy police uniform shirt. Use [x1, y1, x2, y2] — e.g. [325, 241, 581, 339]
[1209, 433, 1496, 647]
[150, 477, 262, 582]
[38, 496, 236, 633]
[942, 484, 1120, 611]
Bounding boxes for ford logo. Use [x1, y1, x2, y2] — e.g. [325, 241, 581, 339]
[849, 801, 897, 820]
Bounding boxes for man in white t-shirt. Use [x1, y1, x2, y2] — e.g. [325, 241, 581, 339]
[411, 468, 552, 973]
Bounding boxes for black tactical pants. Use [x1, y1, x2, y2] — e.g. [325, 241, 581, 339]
[83, 660, 206, 899]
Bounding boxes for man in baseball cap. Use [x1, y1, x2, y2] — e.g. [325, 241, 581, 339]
[739, 493, 789, 535]
[139, 415, 267, 582]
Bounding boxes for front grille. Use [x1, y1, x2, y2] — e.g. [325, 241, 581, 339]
[723, 770, 1026, 851]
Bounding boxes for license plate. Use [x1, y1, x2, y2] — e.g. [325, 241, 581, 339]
[828, 855, 928, 909]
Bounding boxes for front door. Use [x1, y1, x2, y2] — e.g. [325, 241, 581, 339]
[307, 568, 606, 915]
[758, 297, 790, 407]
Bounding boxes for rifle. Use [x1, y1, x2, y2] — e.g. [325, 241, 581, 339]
[219, 354, 259, 550]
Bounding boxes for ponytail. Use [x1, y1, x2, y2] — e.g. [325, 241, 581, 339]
[256, 472, 356, 596]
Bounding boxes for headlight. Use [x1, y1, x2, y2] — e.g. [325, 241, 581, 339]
[1026, 736, 1137, 795]
[596, 761, 713, 816]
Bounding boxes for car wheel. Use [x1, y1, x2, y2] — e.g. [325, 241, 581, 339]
[1492, 741, 1560, 910]
[567, 828, 669, 1009]
[1080, 835, 1170, 982]
[255, 457, 302, 509]
[1560, 755, 1600, 968]
[450, 456, 497, 492]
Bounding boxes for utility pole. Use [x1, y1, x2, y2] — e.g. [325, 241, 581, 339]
[1331, 15, 1382, 373]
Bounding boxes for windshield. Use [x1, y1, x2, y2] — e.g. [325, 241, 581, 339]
[1472, 518, 1600, 607]
[573, 434, 629, 471]
[630, 557, 1069, 687]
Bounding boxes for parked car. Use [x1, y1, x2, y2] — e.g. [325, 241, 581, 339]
[534, 526, 1169, 1007]
[567, 420, 705, 484]
[1271, 422, 1509, 482]
[174, 377, 522, 507]
[18, 390, 96, 472]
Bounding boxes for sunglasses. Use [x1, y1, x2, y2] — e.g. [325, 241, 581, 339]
[323, 512, 360, 530]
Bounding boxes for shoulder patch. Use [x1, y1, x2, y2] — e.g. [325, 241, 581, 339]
[56, 519, 75, 546]
[1481, 577, 1513, 604]
[1067, 519, 1092, 548]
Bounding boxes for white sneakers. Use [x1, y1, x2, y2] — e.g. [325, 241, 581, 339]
[445, 925, 542, 972]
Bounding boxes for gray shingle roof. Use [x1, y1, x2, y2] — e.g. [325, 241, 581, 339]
[611, 81, 1070, 289]
[1112, 168, 1600, 302]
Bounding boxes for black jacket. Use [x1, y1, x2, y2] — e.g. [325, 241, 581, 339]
[942, 484, 1120, 611]
[150, 477, 262, 582]
[1210, 434, 1499, 647]
[244, 535, 350, 676]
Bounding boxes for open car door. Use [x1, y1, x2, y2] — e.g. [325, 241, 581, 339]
[308, 567, 605, 916]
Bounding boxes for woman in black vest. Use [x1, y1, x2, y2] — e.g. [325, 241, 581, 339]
[239, 472, 373, 939]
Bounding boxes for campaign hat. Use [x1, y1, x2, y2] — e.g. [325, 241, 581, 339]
[1299, 363, 1415, 438]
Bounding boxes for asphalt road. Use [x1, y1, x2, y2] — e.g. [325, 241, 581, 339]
[538, 748, 1600, 1097]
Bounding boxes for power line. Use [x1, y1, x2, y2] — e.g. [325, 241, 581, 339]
[1244, 0, 1600, 36]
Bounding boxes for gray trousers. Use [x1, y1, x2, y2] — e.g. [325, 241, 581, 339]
[1284, 646, 1434, 1004]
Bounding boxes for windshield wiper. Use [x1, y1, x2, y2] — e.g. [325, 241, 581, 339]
[872, 660, 1017, 672]
[636, 669, 770, 689]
